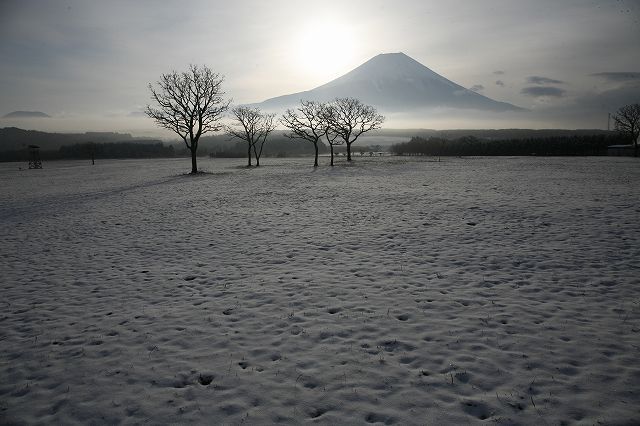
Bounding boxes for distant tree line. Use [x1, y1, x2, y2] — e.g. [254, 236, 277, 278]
[59, 142, 175, 159]
[0, 134, 340, 163]
[0, 141, 174, 162]
[390, 134, 627, 157]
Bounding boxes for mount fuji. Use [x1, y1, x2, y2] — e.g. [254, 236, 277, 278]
[255, 52, 522, 113]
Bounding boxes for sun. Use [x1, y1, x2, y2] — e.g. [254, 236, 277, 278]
[293, 19, 357, 83]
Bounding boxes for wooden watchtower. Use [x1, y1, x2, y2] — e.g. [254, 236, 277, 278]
[28, 145, 42, 169]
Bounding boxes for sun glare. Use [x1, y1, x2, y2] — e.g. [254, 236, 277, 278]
[293, 19, 357, 83]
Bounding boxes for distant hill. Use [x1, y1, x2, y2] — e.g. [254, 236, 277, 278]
[3, 111, 50, 118]
[255, 52, 523, 113]
[0, 127, 171, 162]
[0, 127, 139, 151]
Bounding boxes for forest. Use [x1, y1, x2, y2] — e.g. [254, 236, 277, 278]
[389, 134, 626, 156]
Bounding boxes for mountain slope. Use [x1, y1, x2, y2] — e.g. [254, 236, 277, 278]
[256, 52, 522, 112]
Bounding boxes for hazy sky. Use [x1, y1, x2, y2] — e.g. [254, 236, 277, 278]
[1, 0, 639, 134]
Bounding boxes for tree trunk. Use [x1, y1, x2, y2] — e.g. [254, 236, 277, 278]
[247, 145, 252, 167]
[191, 148, 198, 173]
[253, 145, 260, 167]
[330, 145, 334, 166]
[313, 143, 319, 167]
[346, 142, 352, 161]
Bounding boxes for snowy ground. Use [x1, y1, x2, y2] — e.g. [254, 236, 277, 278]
[1, 156, 639, 425]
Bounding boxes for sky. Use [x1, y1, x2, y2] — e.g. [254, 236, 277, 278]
[0, 0, 639, 136]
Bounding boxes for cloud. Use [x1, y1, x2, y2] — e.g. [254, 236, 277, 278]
[571, 81, 640, 111]
[495, 80, 505, 87]
[532, 81, 640, 127]
[128, 111, 147, 117]
[493, 70, 505, 75]
[590, 72, 640, 82]
[527, 76, 564, 85]
[3, 111, 50, 118]
[521, 86, 566, 97]
[470, 84, 484, 92]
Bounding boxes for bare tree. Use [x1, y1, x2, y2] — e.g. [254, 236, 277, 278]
[146, 65, 230, 174]
[323, 121, 343, 167]
[613, 103, 640, 157]
[325, 97, 385, 161]
[252, 113, 276, 167]
[227, 106, 276, 167]
[280, 100, 328, 167]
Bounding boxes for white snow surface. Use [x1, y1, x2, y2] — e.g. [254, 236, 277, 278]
[1, 156, 639, 425]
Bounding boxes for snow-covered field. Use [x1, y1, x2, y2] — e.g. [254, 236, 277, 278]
[1, 156, 639, 425]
